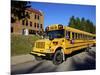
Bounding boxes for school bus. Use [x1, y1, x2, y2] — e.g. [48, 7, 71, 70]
[30, 24, 96, 65]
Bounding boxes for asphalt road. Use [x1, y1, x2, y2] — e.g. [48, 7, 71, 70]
[11, 47, 96, 75]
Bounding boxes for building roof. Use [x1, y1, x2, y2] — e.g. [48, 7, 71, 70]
[26, 8, 43, 16]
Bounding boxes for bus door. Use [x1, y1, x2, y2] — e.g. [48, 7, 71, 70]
[65, 31, 73, 54]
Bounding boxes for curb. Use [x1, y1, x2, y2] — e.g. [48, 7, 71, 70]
[11, 54, 35, 65]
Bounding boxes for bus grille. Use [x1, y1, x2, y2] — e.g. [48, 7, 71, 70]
[36, 42, 45, 48]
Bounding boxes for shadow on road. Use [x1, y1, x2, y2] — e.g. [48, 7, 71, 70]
[71, 50, 96, 70]
[11, 48, 96, 75]
[11, 62, 44, 75]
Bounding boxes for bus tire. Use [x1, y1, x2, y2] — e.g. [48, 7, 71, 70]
[53, 50, 63, 65]
[85, 47, 90, 52]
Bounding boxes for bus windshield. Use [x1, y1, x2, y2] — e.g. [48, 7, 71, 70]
[46, 29, 65, 40]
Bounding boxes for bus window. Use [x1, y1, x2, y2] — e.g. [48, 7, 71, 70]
[93, 36, 96, 39]
[66, 31, 70, 39]
[77, 33, 79, 39]
[81, 34, 83, 39]
[87, 35, 89, 40]
[88, 36, 90, 40]
[90, 36, 93, 40]
[87, 35, 88, 39]
[90, 36, 92, 40]
[83, 34, 84, 39]
[84, 35, 86, 39]
[88, 35, 89, 39]
[72, 32, 75, 39]
[75, 33, 77, 39]
[85, 35, 87, 39]
[78, 33, 80, 39]
[80, 34, 82, 39]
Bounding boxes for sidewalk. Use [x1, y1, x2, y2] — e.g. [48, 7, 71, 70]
[11, 54, 35, 65]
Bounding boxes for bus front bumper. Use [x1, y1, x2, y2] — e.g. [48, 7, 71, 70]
[30, 51, 53, 59]
[30, 51, 46, 56]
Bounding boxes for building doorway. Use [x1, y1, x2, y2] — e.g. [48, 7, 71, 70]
[22, 28, 29, 35]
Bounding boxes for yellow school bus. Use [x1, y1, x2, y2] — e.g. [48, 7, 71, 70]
[30, 24, 96, 65]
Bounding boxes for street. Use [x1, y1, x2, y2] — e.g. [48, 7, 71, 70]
[11, 47, 96, 74]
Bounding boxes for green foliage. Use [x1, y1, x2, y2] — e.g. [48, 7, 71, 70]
[11, 34, 41, 56]
[68, 16, 76, 28]
[11, 0, 31, 23]
[68, 16, 96, 34]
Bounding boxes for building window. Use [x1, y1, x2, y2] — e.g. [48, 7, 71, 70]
[34, 23, 36, 28]
[22, 20, 25, 25]
[40, 24, 42, 28]
[26, 12, 28, 15]
[30, 21, 32, 27]
[35, 14, 37, 19]
[26, 12, 28, 17]
[26, 12, 30, 19]
[26, 20, 28, 26]
[11, 27, 13, 33]
[34, 14, 40, 20]
[37, 23, 39, 28]
[38, 15, 39, 20]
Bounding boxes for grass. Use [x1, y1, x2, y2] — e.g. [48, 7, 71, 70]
[11, 34, 41, 56]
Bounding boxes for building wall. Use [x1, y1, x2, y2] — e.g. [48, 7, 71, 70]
[11, 8, 44, 35]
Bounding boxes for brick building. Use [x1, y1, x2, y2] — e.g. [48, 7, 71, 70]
[11, 8, 44, 35]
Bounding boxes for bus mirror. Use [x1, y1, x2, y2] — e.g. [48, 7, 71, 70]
[49, 36, 54, 40]
[45, 27, 49, 31]
[41, 36, 44, 39]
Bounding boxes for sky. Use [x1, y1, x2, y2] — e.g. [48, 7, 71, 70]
[30, 2, 96, 28]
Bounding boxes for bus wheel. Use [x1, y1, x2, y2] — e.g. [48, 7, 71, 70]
[85, 47, 90, 52]
[53, 50, 63, 65]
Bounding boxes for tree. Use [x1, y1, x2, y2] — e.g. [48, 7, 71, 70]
[80, 17, 86, 31]
[68, 16, 76, 28]
[89, 21, 96, 34]
[11, 0, 31, 23]
[68, 16, 96, 34]
[75, 17, 81, 29]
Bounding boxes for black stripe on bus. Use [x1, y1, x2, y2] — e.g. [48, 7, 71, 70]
[65, 44, 88, 49]
[73, 41, 93, 44]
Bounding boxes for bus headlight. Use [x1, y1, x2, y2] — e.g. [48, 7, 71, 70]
[53, 42, 58, 45]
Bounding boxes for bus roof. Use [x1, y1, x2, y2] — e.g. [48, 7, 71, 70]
[46, 24, 95, 36]
[64, 26, 94, 36]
